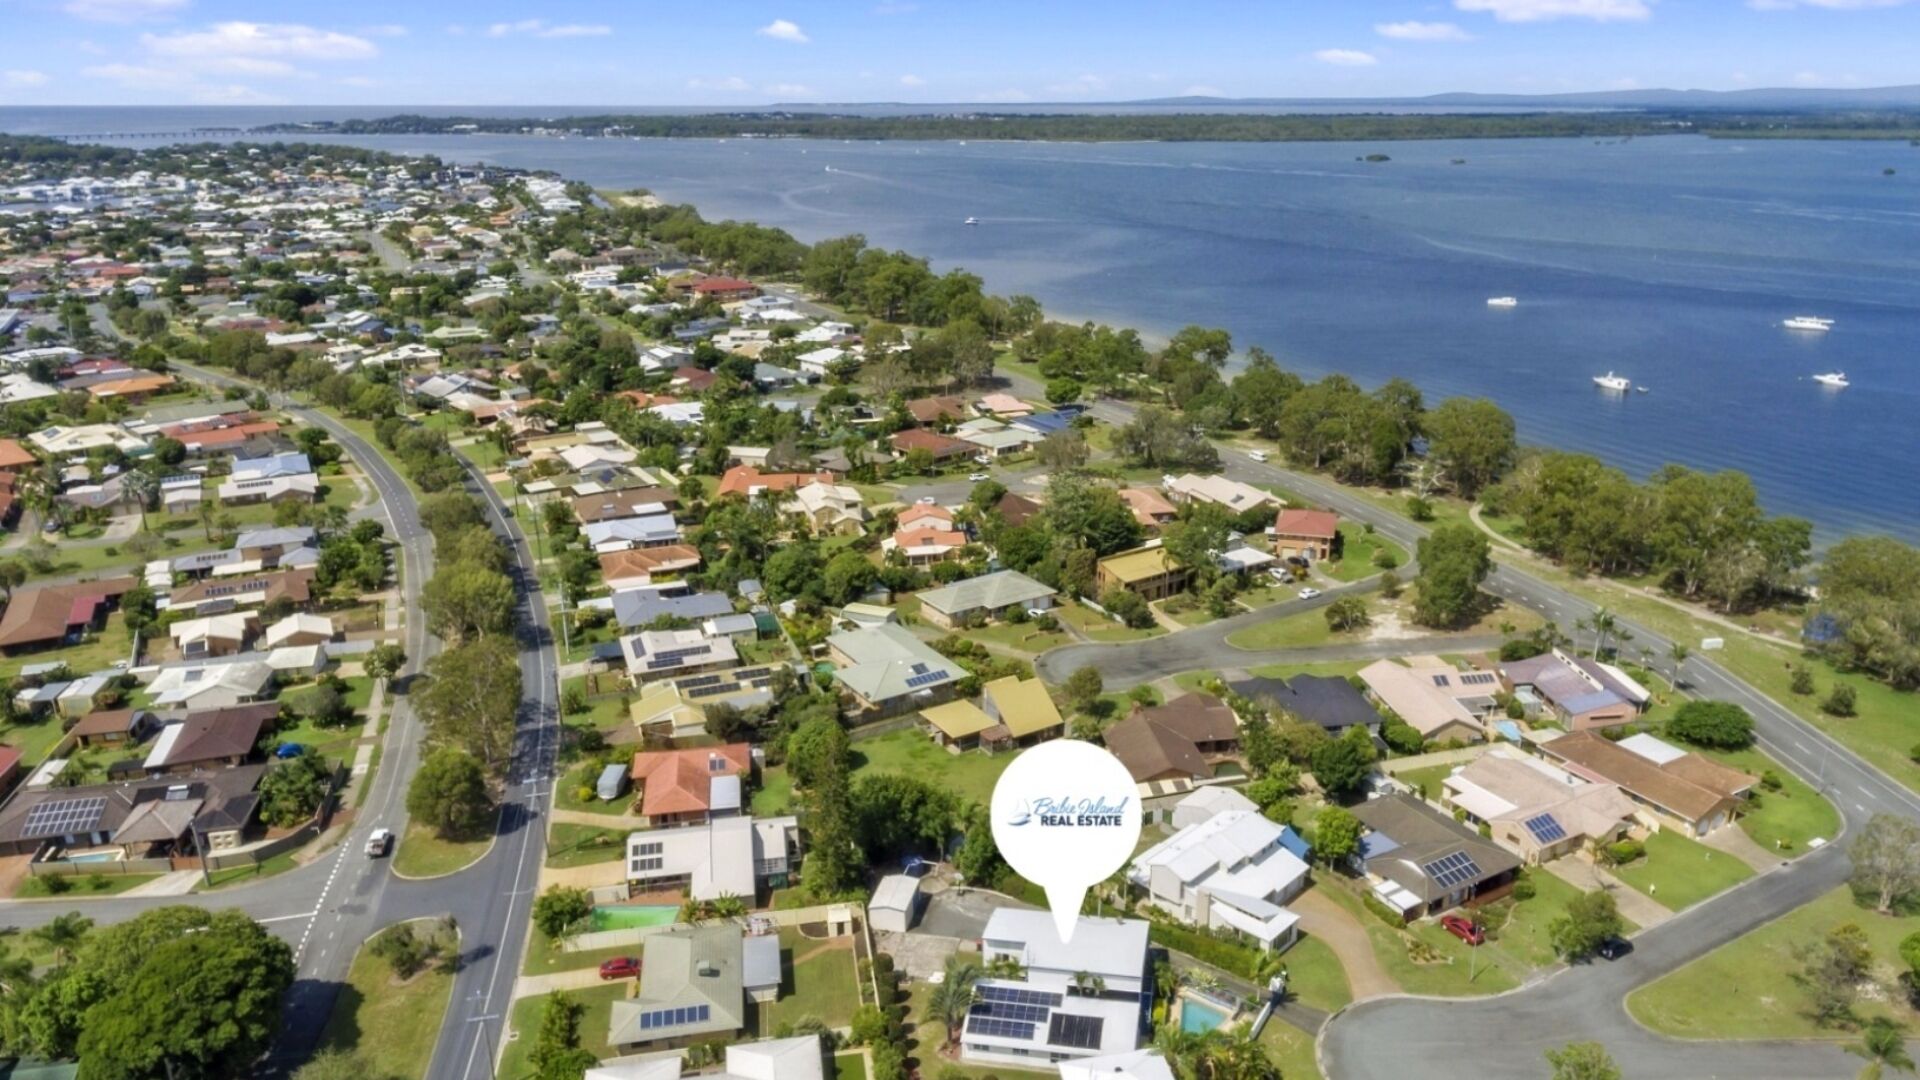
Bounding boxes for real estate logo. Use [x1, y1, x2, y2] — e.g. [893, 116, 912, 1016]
[990, 740, 1141, 943]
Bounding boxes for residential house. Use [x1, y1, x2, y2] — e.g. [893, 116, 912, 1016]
[609, 589, 733, 632]
[922, 699, 999, 751]
[1165, 474, 1279, 516]
[883, 504, 968, 566]
[978, 676, 1065, 752]
[906, 395, 967, 425]
[28, 424, 146, 459]
[620, 627, 739, 681]
[796, 347, 846, 380]
[1357, 657, 1499, 744]
[170, 568, 315, 616]
[994, 491, 1042, 528]
[888, 428, 976, 464]
[628, 744, 753, 828]
[784, 481, 867, 536]
[160, 413, 281, 457]
[716, 466, 835, 500]
[914, 570, 1056, 630]
[1229, 674, 1381, 738]
[1349, 794, 1522, 920]
[0, 439, 38, 473]
[143, 705, 272, 775]
[571, 486, 680, 526]
[233, 526, 318, 568]
[218, 472, 319, 505]
[0, 578, 137, 655]
[584, 514, 681, 553]
[825, 623, 965, 716]
[1500, 649, 1651, 731]
[605, 926, 779, 1051]
[1271, 508, 1339, 563]
[68, 708, 158, 750]
[1095, 544, 1190, 603]
[169, 612, 255, 658]
[144, 660, 276, 710]
[1536, 730, 1755, 836]
[1440, 749, 1638, 864]
[624, 814, 799, 900]
[962, 912, 1149, 1067]
[690, 277, 758, 302]
[1128, 804, 1309, 950]
[600, 545, 703, 591]
[1059, 1051, 1176, 1080]
[0, 764, 265, 858]
[1102, 694, 1239, 788]
[263, 613, 334, 649]
[1117, 488, 1179, 530]
[1171, 786, 1259, 830]
[975, 392, 1033, 419]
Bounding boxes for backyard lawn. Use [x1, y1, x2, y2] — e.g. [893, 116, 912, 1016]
[752, 928, 861, 1033]
[1628, 886, 1920, 1039]
[1610, 828, 1754, 911]
[499, 984, 628, 1080]
[319, 921, 457, 1080]
[753, 764, 794, 816]
[393, 819, 493, 878]
[545, 822, 628, 869]
[0, 716, 69, 770]
[0, 613, 136, 682]
[849, 729, 1013, 806]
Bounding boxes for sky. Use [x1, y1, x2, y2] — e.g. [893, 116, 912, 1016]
[2, 0, 1918, 107]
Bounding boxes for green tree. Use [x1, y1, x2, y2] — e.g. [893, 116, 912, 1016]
[415, 637, 523, 773]
[1849, 1018, 1917, 1080]
[532, 886, 592, 940]
[1323, 595, 1371, 633]
[1545, 1041, 1622, 1080]
[1412, 523, 1492, 629]
[1550, 890, 1625, 962]
[292, 1049, 374, 1080]
[30, 912, 94, 966]
[1667, 700, 1755, 749]
[407, 747, 494, 838]
[1313, 805, 1362, 864]
[951, 801, 1005, 884]
[1308, 728, 1374, 799]
[1100, 586, 1153, 630]
[529, 990, 599, 1080]
[1851, 814, 1920, 915]
[1424, 398, 1517, 498]
[922, 954, 981, 1050]
[73, 915, 293, 1080]
[364, 642, 406, 686]
[1797, 923, 1873, 1029]
[257, 751, 334, 827]
[421, 562, 517, 642]
[821, 549, 879, 606]
[1063, 666, 1105, 715]
[786, 715, 852, 791]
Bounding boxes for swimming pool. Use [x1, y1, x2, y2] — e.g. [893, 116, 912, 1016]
[1181, 999, 1229, 1034]
[61, 851, 123, 864]
[588, 904, 681, 932]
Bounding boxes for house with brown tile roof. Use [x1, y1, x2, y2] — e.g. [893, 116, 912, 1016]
[1118, 487, 1179, 529]
[994, 491, 1041, 528]
[0, 438, 36, 472]
[599, 544, 704, 590]
[888, 428, 976, 462]
[571, 486, 680, 525]
[629, 744, 753, 827]
[1536, 730, 1754, 836]
[0, 577, 138, 654]
[143, 706, 272, 775]
[68, 707, 158, 750]
[1102, 694, 1240, 788]
[1272, 508, 1339, 562]
[169, 567, 314, 616]
[906, 395, 967, 426]
[85, 373, 176, 401]
[716, 466, 835, 499]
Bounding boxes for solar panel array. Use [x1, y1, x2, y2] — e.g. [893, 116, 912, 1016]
[977, 985, 1064, 1008]
[1048, 1013, 1105, 1051]
[636, 1004, 710, 1031]
[1523, 813, 1567, 844]
[967, 1016, 1036, 1041]
[905, 670, 949, 688]
[22, 796, 109, 839]
[972, 1000, 1049, 1024]
[1421, 851, 1483, 889]
[1459, 672, 1498, 686]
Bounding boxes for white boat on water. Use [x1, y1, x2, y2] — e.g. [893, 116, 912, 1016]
[1593, 372, 1632, 392]
[1784, 315, 1834, 332]
[964, 216, 979, 226]
[1813, 372, 1850, 388]
[1486, 296, 1518, 308]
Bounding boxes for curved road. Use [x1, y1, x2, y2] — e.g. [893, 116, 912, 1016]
[3, 348, 562, 1080]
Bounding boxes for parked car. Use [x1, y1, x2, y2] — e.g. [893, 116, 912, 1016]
[599, 956, 642, 980]
[1297, 587, 1322, 600]
[1598, 936, 1632, 961]
[365, 828, 392, 857]
[917, 495, 938, 505]
[968, 472, 991, 482]
[1440, 915, 1484, 946]
[1248, 450, 1269, 463]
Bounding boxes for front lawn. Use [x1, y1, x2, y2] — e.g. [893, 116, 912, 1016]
[1282, 933, 1353, 1014]
[1609, 828, 1754, 911]
[752, 928, 861, 1033]
[849, 728, 1014, 806]
[965, 621, 1074, 654]
[1324, 527, 1405, 583]
[499, 984, 628, 1080]
[1627, 886, 1920, 1039]
[546, 822, 629, 869]
[1703, 746, 1841, 856]
[553, 761, 640, 817]
[1224, 606, 1353, 651]
[393, 819, 493, 878]
[14, 871, 161, 898]
[1054, 601, 1164, 643]
[318, 921, 457, 1080]
[1258, 1020, 1324, 1080]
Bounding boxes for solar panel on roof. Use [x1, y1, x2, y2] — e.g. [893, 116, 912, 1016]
[1460, 672, 1498, 686]
[1523, 813, 1567, 844]
[977, 985, 1064, 1008]
[972, 1000, 1050, 1023]
[22, 796, 109, 839]
[1421, 851, 1483, 889]
[966, 1016, 1037, 1041]
[905, 671, 948, 688]
[1047, 1013, 1106, 1051]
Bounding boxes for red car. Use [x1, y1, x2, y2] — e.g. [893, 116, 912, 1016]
[599, 956, 641, 980]
[1440, 915, 1485, 946]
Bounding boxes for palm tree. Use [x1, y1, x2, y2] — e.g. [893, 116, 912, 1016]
[922, 955, 981, 1051]
[711, 893, 748, 918]
[1071, 970, 1107, 997]
[120, 469, 157, 532]
[985, 954, 1026, 980]
[1668, 642, 1691, 691]
[31, 911, 93, 965]
[1848, 1018, 1916, 1080]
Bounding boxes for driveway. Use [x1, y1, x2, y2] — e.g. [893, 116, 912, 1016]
[1541, 856, 1673, 930]
[917, 885, 1029, 940]
[1290, 888, 1398, 1001]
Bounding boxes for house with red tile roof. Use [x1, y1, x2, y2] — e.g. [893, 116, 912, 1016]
[628, 744, 753, 827]
[1273, 508, 1340, 562]
[689, 277, 759, 302]
[716, 465, 835, 499]
[888, 428, 976, 463]
[0, 439, 40, 473]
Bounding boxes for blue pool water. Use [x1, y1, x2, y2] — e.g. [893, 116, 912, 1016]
[1181, 999, 1229, 1033]
[62, 852, 121, 864]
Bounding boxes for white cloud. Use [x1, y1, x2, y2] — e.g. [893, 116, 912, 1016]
[1314, 48, 1379, 66]
[62, 0, 186, 24]
[765, 83, 812, 96]
[1454, 0, 1652, 21]
[1375, 20, 1474, 40]
[757, 19, 810, 43]
[899, 74, 926, 87]
[4, 70, 50, 87]
[688, 75, 751, 92]
[486, 19, 611, 38]
[143, 22, 378, 62]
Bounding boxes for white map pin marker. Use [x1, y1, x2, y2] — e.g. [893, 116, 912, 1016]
[990, 739, 1142, 944]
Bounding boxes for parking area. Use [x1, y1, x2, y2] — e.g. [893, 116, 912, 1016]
[878, 886, 1039, 979]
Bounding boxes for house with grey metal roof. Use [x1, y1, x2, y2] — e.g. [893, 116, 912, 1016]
[824, 623, 965, 716]
[962, 912, 1150, 1067]
[607, 926, 780, 1050]
[914, 570, 1057, 630]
